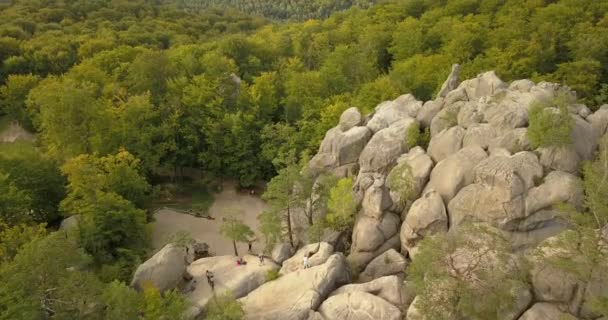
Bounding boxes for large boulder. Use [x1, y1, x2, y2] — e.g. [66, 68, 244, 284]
[240, 254, 350, 320]
[430, 101, 462, 136]
[437, 64, 461, 98]
[351, 212, 400, 254]
[316, 291, 402, 320]
[185, 254, 279, 317]
[427, 126, 466, 163]
[309, 125, 372, 178]
[424, 146, 488, 204]
[400, 190, 447, 256]
[359, 118, 417, 174]
[271, 243, 294, 265]
[131, 244, 188, 293]
[587, 105, 608, 138]
[525, 171, 584, 215]
[489, 128, 531, 153]
[280, 242, 333, 275]
[366, 95, 421, 133]
[387, 147, 434, 214]
[462, 123, 499, 149]
[339, 107, 363, 132]
[347, 233, 400, 274]
[417, 99, 443, 129]
[448, 152, 545, 231]
[59, 215, 81, 231]
[358, 249, 407, 283]
[330, 275, 410, 308]
[518, 303, 577, 320]
[457, 71, 507, 101]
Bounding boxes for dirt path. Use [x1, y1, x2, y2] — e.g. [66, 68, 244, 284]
[151, 181, 268, 256]
[0, 121, 35, 143]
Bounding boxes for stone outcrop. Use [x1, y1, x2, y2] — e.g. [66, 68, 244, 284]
[280, 242, 333, 275]
[240, 254, 350, 320]
[400, 190, 447, 257]
[131, 244, 188, 293]
[387, 147, 433, 214]
[316, 291, 402, 320]
[358, 249, 407, 283]
[518, 303, 578, 320]
[185, 254, 279, 317]
[271, 243, 294, 264]
[329, 275, 410, 308]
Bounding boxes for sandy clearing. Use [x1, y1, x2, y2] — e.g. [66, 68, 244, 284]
[151, 181, 268, 256]
[0, 121, 35, 143]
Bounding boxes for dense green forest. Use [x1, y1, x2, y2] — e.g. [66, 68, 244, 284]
[171, 0, 380, 20]
[1, 0, 608, 318]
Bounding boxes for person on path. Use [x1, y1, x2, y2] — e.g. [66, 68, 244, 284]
[248, 241, 253, 253]
[258, 253, 264, 266]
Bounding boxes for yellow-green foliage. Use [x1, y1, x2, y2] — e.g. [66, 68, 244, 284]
[265, 269, 281, 282]
[527, 93, 575, 149]
[387, 162, 416, 206]
[205, 292, 246, 320]
[325, 177, 357, 232]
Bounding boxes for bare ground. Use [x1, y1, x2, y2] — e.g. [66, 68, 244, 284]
[0, 121, 35, 143]
[151, 181, 268, 256]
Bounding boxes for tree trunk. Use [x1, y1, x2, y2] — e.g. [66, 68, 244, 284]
[287, 205, 294, 247]
[232, 240, 238, 256]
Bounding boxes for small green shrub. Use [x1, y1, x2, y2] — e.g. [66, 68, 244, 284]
[440, 108, 459, 128]
[387, 163, 416, 207]
[405, 122, 421, 149]
[527, 93, 574, 149]
[205, 292, 245, 320]
[265, 269, 281, 282]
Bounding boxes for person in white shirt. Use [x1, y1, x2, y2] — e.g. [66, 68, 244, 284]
[303, 252, 312, 269]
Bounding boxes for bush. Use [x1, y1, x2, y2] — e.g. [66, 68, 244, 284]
[527, 93, 574, 149]
[387, 163, 416, 207]
[440, 108, 459, 128]
[205, 292, 245, 320]
[265, 269, 281, 282]
[405, 122, 421, 149]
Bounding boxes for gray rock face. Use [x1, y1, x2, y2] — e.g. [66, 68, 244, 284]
[280, 242, 333, 275]
[448, 152, 549, 231]
[186, 254, 279, 317]
[330, 275, 409, 308]
[366, 95, 421, 133]
[309, 124, 371, 178]
[518, 303, 577, 320]
[59, 215, 81, 231]
[400, 190, 447, 256]
[587, 105, 608, 138]
[458, 71, 507, 101]
[317, 291, 402, 320]
[339, 107, 363, 132]
[131, 244, 188, 293]
[359, 118, 417, 174]
[424, 146, 488, 204]
[271, 243, 294, 264]
[428, 126, 466, 163]
[417, 99, 443, 129]
[240, 254, 350, 320]
[462, 123, 498, 149]
[358, 249, 407, 283]
[437, 64, 461, 98]
[525, 171, 583, 215]
[387, 147, 434, 214]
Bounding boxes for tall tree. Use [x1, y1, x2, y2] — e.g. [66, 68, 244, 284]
[219, 212, 254, 257]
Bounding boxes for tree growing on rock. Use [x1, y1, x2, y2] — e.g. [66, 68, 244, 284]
[527, 93, 575, 149]
[537, 136, 608, 316]
[409, 224, 529, 320]
[325, 177, 357, 233]
[220, 211, 254, 256]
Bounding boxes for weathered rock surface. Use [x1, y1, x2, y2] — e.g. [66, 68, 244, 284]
[186, 254, 279, 316]
[339, 107, 363, 132]
[280, 242, 334, 275]
[359, 118, 417, 174]
[131, 244, 188, 293]
[317, 291, 402, 320]
[428, 126, 466, 163]
[358, 249, 407, 283]
[388, 147, 434, 214]
[424, 146, 488, 204]
[366, 95, 421, 133]
[518, 303, 577, 320]
[330, 275, 409, 308]
[437, 64, 461, 98]
[400, 190, 447, 256]
[240, 254, 350, 320]
[272, 243, 294, 264]
[59, 215, 81, 231]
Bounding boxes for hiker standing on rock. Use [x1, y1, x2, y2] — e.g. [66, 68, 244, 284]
[258, 253, 264, 266]
[206, 270, 215, 291]
[303, 252, 312, 269]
